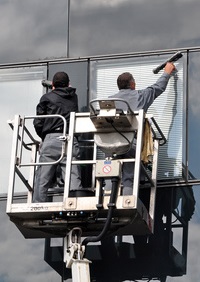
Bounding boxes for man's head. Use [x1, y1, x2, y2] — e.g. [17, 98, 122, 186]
[117, 72, 135, 90]
[52, 72, 69, 88]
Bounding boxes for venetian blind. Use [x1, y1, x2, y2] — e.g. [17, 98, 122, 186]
[90, 55, 184, 180]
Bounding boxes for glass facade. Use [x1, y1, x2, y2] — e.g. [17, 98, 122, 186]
[48, 61, 89, 111]
[0, 49, 200, 282]
[90, 55, 185, 181]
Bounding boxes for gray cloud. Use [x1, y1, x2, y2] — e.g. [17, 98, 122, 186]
[0, 0, 69, 62]
[0, 0, 200, 63]
[69, 0, 200, 56]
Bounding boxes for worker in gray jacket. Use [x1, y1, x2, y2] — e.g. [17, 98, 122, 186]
[109, 62, 175, 195]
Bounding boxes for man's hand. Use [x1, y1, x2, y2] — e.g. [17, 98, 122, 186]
[164, 62, 176, 75]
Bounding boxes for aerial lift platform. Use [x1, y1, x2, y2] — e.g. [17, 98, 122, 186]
[6, 98, 189, 282]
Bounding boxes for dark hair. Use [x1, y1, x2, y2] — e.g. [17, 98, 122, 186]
[52, 72, 69, 88]
[117, 72, 134, 90]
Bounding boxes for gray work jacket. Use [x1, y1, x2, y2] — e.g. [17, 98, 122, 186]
[109, 72, 171, 112]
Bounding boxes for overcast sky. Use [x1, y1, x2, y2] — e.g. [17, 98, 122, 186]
[1, 1, 200, 281]
[0, 0, 200, 63]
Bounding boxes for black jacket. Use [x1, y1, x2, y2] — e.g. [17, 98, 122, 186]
[33, 87, 78, 140]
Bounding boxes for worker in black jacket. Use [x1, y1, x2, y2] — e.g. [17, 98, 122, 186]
[33, 72, 83, 202]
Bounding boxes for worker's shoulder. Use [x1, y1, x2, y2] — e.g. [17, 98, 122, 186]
[40, 91, 54, 102]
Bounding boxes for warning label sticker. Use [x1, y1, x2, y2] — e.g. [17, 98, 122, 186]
[102, 165, 112, 174]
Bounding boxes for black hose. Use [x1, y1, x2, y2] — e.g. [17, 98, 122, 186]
[82, 205, 114, 246]
[82, 177, 119, 246]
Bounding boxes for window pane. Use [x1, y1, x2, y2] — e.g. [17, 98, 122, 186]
[49, 62, 88, 111]
[188, 52, 200, 180]
[90, 55, 185, 181]
[1, 67, 46, 194]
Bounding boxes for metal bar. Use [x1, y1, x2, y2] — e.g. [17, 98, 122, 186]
[67, 0, 70, 58]
[89, 98, 135, 115]
[18, 114, 67, 167]
[71, 260, 91, 282]
[6, 115, 21, 212]
[132, 109, 144, 205]
[87, 58, 91, 107]
[182, 221, 189, 261]
[63, 111, 75, 200]
[140, 162, 155, 186]
[8, 119, 34, 151]
[92, 142, 97, 189]
[18, 116, 25, 165]
[20, 150, 66, 167]
[185, 50, 189, 182]
[0, 46, 200, 69]
[15, 167, 33, 192]
[27, 143, 38, 203]
[23, 126, 40, 145]
[71, 158, 136, 165]
[150, 116, 167, 145]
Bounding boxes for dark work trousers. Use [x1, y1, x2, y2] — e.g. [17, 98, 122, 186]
[119, 140, 145, 195]
[117, 140, 137, 196]
[33, 132, 82, 202]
